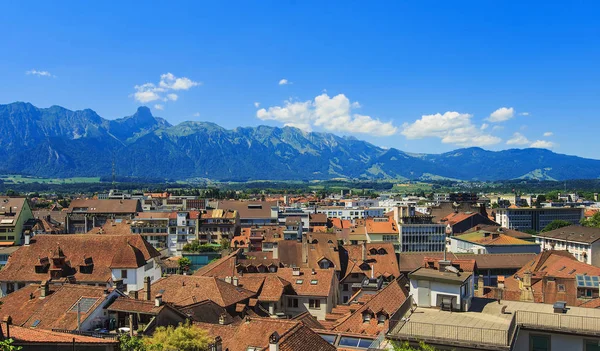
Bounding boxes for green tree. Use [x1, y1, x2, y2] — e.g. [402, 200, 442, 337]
[144, 321, 212, 351]
[581, 212, 600, 228]
[178, 257, 192, 273]
[219, 237, 231, 250]
[534, 194, 546, 207]
[119, 334, 146, 351]
[541, 220, 573, 232]
[391, 340, 438, 351]
[0, 338, 22, 351]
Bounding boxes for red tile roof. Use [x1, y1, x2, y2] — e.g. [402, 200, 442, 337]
[5, 325, 118, 344]
[68, 199, 140, 214]
[137, 275, 255, 308]
[342, 243, 400, 282]
[0, 234, 159, 283]
[196, 317, 335, 351]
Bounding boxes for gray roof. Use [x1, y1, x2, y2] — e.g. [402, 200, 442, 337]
[409, 267, 472, 284]
[534, 225, 600, 244]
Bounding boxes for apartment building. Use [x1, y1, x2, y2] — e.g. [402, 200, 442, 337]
[0, 197, 34, 246]
[316, 206, 385, 220]
[495, 207, 584, 232]
[198, 209, 240, 244]
[450, 229, 541, 255]
[390, 206, 447, 252]
[130, 212, 171, 250]
[532, 225, 600, 266]
[217, 201, 278, 227]
[278, 207, 310, 233]
[66, 199, 141, 233]
[168, 211, 199, 256]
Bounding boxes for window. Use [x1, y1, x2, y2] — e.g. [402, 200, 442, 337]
[343, 284, 349, 291]
[319, 334, 337, 345]
[377, 313, 387, 324]
[584, 340, 600, 351]
[296, 279, 303, 284]
[557, 284, 565, 292]
[529, 334, 550, 351]
[309, 299, 321, 309]
[310, 279, 318, 285]
[121, 270, 128, 279]
[338, 337, 373, 348]
[287, 298, 299, 308]
[343, 296, 349, 303]
[362, 311, 372, 323]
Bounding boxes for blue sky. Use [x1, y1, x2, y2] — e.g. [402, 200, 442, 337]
[1, 1, 599, 158]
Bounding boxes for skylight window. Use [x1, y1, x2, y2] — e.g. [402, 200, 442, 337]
[311, 279, 318, 285]
[296, 279, 304, 284]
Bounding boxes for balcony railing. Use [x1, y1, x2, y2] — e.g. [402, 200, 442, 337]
[51, 329, 118, 340]
[394, 321, 510, 347]
[516, 310, 600, 333]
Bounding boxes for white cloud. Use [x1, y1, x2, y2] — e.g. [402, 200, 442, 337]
[132, 73, 199, 104]
[278, 78, 291, 85]
[506, 132, 530, 145]
[480, 123, 489, 130]
[159, 73, 200, 90]
[530, 140, 555, 149]
[488, 107, 515, 122]
[492, 125, 504, 131]
[257, 93, 397, 136]
[401, 111, 501, 147]
[254, 102, 260, 108]
[519, 112, 530, 116]
[193, 112, 200, 117]
[25, 69, 53, 77]
[543, 131, 553, 137]
[154, 104, 164, 110]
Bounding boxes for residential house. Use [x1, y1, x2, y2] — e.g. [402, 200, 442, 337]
[450, 229, 541, 254]
[309, 213, 328, 232]
[197, 317, 336, 351]
[364, 217, 399, 248]
[130, 212, 171, 250]
[1, 324, 118, 351]
[277, 232, 342, 276]
[167, 211, 199, 256]
[0, 197, 34, 246]
[66, 199, 141, 233]
[198, 209, 240, 244]
[496, 250, 600, 307]
[463, 224, 534, 242]
[440, 211, 497, 235]
[339, 243, 400, 303]
[279, 208, 310, 233]
[217, 201, 278, 227]
[0, 234, 161, 295]
[409, 264, 474, 311]
[32, 209, 66, 234]
[532, 225, 600, 266]
[106, 295, 188, 334]
[283, 216, 303, 240]
[0, 283, 124, 332]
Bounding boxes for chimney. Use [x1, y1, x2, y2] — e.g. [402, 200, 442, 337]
[3, 316, 11, 339]
[292, 267, 301, 276]
[272, 243, 278, 259]
[438, 260, 451, 272]
[362, 242, 366, 261]
[301, 233, 308, 264]
[269, 332, 280, 351]
[218, 313, 226, 325]
[225, 276, 232, 284]
[477, 275, 484, 297]
[40, 280, 49, 298]
[155, 294, 163, 307]
[232, 276, 239, 286]
[144, 276, 151, 301]
[129, 290, 139, 300]
[24, 232, 31, 246]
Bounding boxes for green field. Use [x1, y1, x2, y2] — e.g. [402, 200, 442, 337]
[0, 175, 101, 184]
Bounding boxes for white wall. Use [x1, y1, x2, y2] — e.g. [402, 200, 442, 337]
[410, 277, 473, 311]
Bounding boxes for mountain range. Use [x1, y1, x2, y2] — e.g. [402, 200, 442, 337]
[0, 102, 598, 182]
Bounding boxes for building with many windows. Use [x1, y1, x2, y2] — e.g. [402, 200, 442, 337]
[0, 197, 34, 246]
[316, 207, 385, 220]
[532, 225, 600, 266]
[495, 207, 584, 232]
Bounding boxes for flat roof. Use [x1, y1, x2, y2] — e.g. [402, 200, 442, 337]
[408, 267, 472, 284]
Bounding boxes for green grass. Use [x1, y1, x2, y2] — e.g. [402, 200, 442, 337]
[0, 174, 101, 184]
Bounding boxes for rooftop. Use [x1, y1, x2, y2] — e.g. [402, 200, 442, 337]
[533, 225, 600, 244]
[453, 231, 536, 246]
[409, 267, 472, 284]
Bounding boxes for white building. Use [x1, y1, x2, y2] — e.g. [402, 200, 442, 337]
[533, 225, 600, 266]
[495, 207, 584, 232]
[449, 230, 541, 255]
[408, 265, 474, 311]
[316, 206, 385, 220]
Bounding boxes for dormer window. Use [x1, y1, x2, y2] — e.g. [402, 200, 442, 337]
[378, 248, 387, 255]
[362, 311, 372, 323]
[377, 312, 388, 324]
[369, 248, 377, 255]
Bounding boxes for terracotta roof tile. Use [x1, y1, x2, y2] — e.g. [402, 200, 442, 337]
[0, 234, 159, 283]
[342, 243, 400, 282]
[6, 325, 118, 344]
[68, 199, 140, 214]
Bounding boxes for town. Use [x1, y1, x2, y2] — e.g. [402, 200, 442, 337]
[1, 187, 600, 351]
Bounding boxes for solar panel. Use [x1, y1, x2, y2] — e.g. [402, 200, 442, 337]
[70, 297, 99, 313]
[576, 274, 600, 288]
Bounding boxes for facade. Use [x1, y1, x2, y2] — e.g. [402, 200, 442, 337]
[198, 209, 240, 244]
[532, 225, 600, 266]
[399, 224, 446, 252]
[130, 212, 171, 250]
[450, 230, 541, 255]
[409, 266, 474, 311]
[66, 199, 141, 233]
[0, 234, 161, 295]
[316, 206, 385, 220]
[168, 211, 199, 256]
[495, 207, 584, 232]
[283, 216, 303, 240]
[217, 201, 278, 227]
[0, 197, 34, 246]
[279, 208, 310, 233]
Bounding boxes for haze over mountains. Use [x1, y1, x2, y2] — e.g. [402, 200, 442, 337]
[0, 102, 598, 181]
